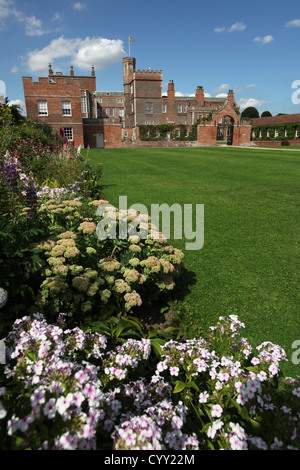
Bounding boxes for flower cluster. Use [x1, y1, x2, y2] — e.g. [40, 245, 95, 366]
[154, 315, 300, 450]
[1, 314, 107, 450]
[1, 313, 299, 451]
[103, 338, 151, 381]
[33, 199, 185, 321]
[112, 400, 199, 450]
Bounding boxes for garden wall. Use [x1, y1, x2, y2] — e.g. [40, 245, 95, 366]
[121, 140, 201, 149]
[252, 140, 300, 147]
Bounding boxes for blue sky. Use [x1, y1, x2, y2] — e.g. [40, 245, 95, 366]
[1, 0, 300, 116]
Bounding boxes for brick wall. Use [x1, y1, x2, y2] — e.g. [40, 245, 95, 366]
[122, 140, 200, 149]
[251, 140, 300, 147]
[83, 119, 122, 148]
[23, 70, 96, 147]
[197, 123, 217, 146]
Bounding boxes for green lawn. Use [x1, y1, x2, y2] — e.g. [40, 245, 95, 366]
[88, 146, 300, 377]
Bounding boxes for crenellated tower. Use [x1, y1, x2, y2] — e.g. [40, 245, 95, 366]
[123, 57, 163, 128]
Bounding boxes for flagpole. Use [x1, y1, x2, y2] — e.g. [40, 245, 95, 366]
[129, 36, 130, 57]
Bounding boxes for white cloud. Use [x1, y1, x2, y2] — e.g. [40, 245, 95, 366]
[0, 1, 47, 35]
[285, 19, 300, 27]
[216, 93, 227, 98]
[73, 37, 125, 70]
[228, 21, 246, 32]
[21, 15, 46, 36]
[8, 99, 26, 116]
[175, 91, 195, 97]
[214, 22, 246, 33]
[254, 35, 274, 44]
[0, 0, 12, 22]
[52, 12, 63, 22]
[10, 65, 18, 73]
[72, 2, 86, 10]
[26, 36, 126, 74]
[214, 27, 225, 33]
[214, 83, 231, 93]
[239, 98, 267, 110]
[234, 84, 257, 93]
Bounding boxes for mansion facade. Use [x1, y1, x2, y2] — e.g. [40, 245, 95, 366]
[22, 57, 252, 148]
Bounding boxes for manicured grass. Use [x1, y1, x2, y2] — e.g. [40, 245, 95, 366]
[88, 146, 300, 377]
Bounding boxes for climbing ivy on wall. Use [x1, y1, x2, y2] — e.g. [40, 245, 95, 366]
[252, 123, 300, 141]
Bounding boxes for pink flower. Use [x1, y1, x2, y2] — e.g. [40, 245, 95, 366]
[199, 391, 209, 403]
[211, 404, 223, 418]
[170, 366, 179, 376]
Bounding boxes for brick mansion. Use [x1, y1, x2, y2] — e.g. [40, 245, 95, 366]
[21, 57, 263, 148]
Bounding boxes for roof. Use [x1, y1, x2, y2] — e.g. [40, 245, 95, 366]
[252, 114, 300, 126]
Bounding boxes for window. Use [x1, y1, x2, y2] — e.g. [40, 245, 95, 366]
[63, 127, 73, 141]
[275, 128, 279, 137]
[145, 121, 154, 125]
[183, 105, 188, 114]
[123, 131, 128, 137]
[296, 127, 299, 138]
[81, 96, 87, 115]
[119, 109, 124, 117]
[37, 100, 48, 116]
[62, 101, 71, 116]
[117, 98, 123, 103]
[102, 108, 108, 117]
[109, 108, 114, 117]
[177, 105, 182, 114]
[145, 102, 153, 115]
[162, 104, 167, 113]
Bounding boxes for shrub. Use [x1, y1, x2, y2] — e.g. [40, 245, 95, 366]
[33, 199, 185, 324]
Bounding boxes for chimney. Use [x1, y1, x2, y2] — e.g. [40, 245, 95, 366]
[48, 63, 54, 76]
[91, 65, 95, 77]
[227, 89, 235, 107]
[168, 80, 175, 100]
[70, 66, 74, 76]
[196, 86, 204, 106]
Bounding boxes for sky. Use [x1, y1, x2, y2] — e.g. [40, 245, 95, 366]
[1, 0, 300, 117]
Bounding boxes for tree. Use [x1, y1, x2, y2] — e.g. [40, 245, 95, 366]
[241, 107, 259, 119]
[261, 111, 272, 117]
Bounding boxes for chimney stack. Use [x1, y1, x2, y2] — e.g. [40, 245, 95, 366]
[168, 80, 175, 100]
[196, 86, 204, 106]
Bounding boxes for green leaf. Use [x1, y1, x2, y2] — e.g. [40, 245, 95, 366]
[150, 338, 165, 356]
[173, 381, 186, 393]
[186, 380, 199, 392]
[25, 351, 37, 362]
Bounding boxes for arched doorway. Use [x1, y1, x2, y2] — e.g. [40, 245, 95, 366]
[217, 115, 234, 145]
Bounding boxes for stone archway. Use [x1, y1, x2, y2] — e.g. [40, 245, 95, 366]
[217, 115, 234, 145]
[197, 100, 252, 147]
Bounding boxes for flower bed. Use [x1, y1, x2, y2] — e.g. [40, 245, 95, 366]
[1, 136, 300, 451]
[0, 314, 299, 450]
